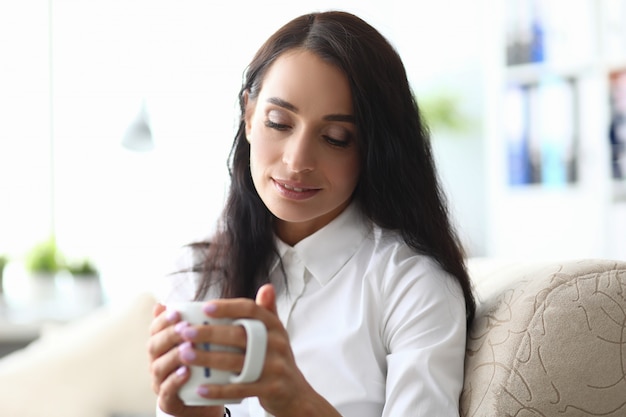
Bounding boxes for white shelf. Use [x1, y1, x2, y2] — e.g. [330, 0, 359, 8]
[505, 62, 595, 84]
[485, 0, 626, 260]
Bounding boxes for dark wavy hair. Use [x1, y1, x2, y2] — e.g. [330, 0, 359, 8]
[193, 11, 475, 324]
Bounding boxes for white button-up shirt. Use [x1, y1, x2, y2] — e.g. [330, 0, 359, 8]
[158, 203, 467, 417]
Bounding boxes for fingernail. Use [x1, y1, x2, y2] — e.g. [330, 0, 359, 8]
[165, 309, 179, 322]
[174, 321, 190, 334]
[202, 302, 217, 315]
[179, 342, 196, 361]
[176, 366, 188, 378]
[196, 386, 210, 397]
[181, 326, 198, 340]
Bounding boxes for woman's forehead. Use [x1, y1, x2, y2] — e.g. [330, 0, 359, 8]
[256, 49, 353, 116]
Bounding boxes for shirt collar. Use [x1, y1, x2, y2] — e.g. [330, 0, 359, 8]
[273, 203, 372, 286]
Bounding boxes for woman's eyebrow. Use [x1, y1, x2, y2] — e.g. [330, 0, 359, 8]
[267, 97, 298, 112]
[324, 114, 355, 123]
[267, 96, 355, 124]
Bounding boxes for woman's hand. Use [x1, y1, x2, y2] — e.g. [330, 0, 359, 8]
[178, 284, 340, 417]
[147, 303, 225, 417]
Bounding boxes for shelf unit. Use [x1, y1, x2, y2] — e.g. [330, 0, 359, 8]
[484, 0, 626, 260]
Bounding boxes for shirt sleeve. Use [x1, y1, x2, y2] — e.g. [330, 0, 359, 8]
[381, 256, 467, 416]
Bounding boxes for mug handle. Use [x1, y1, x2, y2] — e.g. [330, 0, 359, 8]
[229, 319, 268, 383]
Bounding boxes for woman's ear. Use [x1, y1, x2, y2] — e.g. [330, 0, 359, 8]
[243, 90, 254, 141]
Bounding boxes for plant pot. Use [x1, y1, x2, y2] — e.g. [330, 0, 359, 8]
[1, 262, 58, 312]
[54, 270, 103, 314]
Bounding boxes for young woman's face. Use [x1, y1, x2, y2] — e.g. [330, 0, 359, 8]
[245, 49, 360, 245]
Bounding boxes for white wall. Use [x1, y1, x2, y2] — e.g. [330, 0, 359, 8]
[0, 0, 516, 302]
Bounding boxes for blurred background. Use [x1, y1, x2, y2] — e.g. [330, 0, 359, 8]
[0, 0, 625, 338]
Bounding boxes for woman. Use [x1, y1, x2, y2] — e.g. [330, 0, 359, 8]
[148, 10, 475, 417]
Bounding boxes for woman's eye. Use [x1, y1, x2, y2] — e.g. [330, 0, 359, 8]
[323, 127, 353, 148]
[324, 135, 350, 148]
[265, 120, 290, 131]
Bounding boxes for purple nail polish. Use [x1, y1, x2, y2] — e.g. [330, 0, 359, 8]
[179, 342, 196, 362]
[196, 386, 210, 397]
[174, 321, 190, 334]
[181, 326, 198, 340]
[202, 302, 217, 315]
[176, 366, 188, 377]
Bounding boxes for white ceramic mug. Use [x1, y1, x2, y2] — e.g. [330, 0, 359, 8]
[168, 302, 268, 406]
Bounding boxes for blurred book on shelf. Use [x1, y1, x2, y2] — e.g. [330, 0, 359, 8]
[504, 85, 532, 185]
[533, 77, 578, 186]
[505, 78, 577, 187]
[609, 69, 626, 181]
[505, 0, 594, 68]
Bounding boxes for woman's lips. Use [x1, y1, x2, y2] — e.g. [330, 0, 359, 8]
[272, 179, 320, 200]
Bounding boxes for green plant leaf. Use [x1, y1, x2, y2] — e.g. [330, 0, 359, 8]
[25, 237, 65, 274]
[67, 258, 99, 277]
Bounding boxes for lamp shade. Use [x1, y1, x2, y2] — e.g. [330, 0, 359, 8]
[122, 102, 154, 152]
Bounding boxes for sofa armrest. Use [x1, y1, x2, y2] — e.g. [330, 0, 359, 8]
[0, 292, 158, 417]
[461, 259, 626, 417]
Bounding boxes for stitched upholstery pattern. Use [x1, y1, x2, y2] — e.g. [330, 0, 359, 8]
[461, 259, 626, 417]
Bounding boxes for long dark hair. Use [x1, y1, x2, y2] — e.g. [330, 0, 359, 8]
[193, 11, 476, 324]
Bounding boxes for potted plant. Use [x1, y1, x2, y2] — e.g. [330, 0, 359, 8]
[61, 256, 103, 309]
[19, 236, 66, 303]
[0, 254, 8, 294]
[24, 236, 65, 277]
[419, 91, 475, 135]
[4, 237, 103, 314]
[67, 258, 99, 278]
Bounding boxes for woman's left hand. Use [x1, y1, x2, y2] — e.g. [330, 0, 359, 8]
[177, 283, 340, 417]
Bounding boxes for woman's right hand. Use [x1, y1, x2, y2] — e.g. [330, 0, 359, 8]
[147, 303, 225, 417]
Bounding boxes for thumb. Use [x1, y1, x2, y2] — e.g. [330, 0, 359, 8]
[255, 283, 278, 316]
[152, 303, 166, 318]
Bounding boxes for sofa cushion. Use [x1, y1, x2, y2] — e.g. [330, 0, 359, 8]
[462, 259, 626, 416]
[0, 292, 157, 417]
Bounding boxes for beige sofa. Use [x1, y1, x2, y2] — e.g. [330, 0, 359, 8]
[462, 258, 626, 416]
[0, 258, 624, 417]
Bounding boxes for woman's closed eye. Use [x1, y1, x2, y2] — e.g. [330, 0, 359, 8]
[264, 109, 291, 131]
[323, 135, 351, 148]
[323, 126, 353, 148]
[265, 119, 290, 131]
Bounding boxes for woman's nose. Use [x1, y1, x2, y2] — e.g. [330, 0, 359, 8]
[282, 131, 316, 173]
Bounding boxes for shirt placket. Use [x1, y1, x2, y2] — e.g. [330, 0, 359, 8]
[275, 249, 306, 329]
